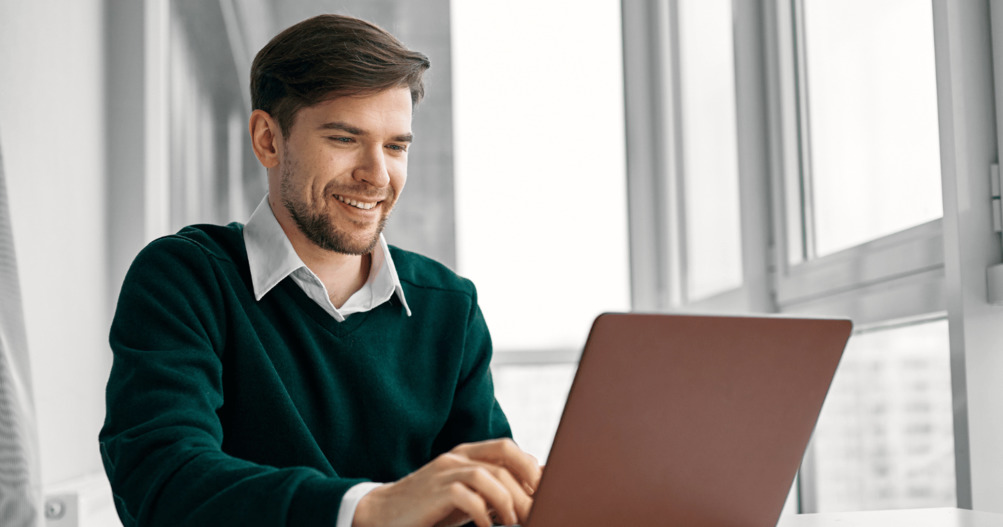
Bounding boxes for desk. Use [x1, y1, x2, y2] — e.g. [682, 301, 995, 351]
[777, 508, 1003, 526]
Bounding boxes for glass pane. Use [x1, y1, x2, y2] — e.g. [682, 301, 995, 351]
[491, 363, 578, 463]
[677, 0, 743, 299]
[452, 0, 630, 351]
[808, 319, 956, 512]
[802, 0, 941, 257]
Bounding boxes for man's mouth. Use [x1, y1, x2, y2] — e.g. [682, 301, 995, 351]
[334, 194, 379, 210]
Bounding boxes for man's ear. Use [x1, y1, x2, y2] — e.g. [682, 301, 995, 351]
[249, 109, 281, 169]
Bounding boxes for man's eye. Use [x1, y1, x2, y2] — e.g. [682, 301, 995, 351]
[329, 136, 353, 143]
[387, 144, 407, 152]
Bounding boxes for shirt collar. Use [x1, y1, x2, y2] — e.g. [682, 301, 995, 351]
[242, 197, 410, 316]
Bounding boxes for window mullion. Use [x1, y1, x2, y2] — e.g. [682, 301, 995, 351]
[791, 0, 817, 263]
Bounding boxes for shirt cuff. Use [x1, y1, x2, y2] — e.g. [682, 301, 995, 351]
[336, 482, 384, 527]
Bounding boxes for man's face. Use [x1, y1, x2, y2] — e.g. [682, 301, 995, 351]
[275, 87, 413, 255]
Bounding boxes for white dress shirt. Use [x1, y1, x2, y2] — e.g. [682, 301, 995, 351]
[242, 197, 407, 526]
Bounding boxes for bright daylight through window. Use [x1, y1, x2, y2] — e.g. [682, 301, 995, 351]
[451, 0, 629, 462]
[800, 0, 941, 259]
[809, 320, 955, 512]
[677, 0, 743, 301]
[791, 0, 954, 512]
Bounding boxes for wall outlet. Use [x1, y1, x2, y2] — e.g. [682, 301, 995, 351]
[45, 493, 79, 527]
[44, 473, 121, 527]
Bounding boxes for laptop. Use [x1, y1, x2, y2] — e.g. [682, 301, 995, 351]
[521, 312, 852, 527]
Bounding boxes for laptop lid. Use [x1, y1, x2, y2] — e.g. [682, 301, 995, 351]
[524, 313, 852, 527]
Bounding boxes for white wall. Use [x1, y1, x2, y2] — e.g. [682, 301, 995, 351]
[0, 0, 113, 491]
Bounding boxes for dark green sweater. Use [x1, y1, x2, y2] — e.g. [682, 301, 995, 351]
[99, 223, 511, 526]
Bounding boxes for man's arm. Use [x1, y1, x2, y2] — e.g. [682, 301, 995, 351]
[99, 236, 362, 526]
[429, 290, 512, 455]
[352, 283, 541, 527]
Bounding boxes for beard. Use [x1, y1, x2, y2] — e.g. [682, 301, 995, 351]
[279, 156, 395, 256]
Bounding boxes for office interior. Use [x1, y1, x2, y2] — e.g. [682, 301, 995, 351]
[1, 0, 1001, 525]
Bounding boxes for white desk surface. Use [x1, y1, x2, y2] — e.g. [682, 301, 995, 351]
[777, 508, 1003, 526]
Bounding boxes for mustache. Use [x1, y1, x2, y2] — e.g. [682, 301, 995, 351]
[324, 183, 394, 202]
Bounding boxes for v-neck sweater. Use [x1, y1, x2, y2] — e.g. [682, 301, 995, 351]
[99, 222, 511, 527]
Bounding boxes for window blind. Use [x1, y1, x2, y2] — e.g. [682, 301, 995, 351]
[0, 130, 42, 526]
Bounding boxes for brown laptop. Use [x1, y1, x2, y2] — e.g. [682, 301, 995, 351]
[522, 313, 852, 527]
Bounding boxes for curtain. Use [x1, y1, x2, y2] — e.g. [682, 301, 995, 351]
[0, 130, 42, 526]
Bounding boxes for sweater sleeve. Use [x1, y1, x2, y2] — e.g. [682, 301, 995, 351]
[98, 236, 364, 527]
[431, 285, 513, 455]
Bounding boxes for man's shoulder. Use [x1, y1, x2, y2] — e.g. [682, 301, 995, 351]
[120, 223, 250, 310]
[388, 245, 475, 296]
[137, 222, 247, 269]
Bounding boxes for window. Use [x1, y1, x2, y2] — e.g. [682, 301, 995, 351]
[490, 363, 577, 462]
[779, 0, 952, 512]
[771, 0, 945, 317]
[452, 0, 630, 460]
[806, 319, 955, 512]
[676, 0, 743, 300]
[622, 0, 1000, 515]
[452, 0, 630, 352]
[797, 0, 941, 259]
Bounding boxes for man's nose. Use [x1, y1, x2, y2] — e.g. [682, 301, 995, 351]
[353, 145, 390, 187]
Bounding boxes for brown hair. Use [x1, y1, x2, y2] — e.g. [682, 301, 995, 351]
[250, 14, 431, 136]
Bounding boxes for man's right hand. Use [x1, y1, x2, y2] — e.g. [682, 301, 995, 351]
[352, 438, 542, 527]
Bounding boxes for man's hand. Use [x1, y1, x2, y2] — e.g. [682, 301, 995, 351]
[352, 438, 542, 527]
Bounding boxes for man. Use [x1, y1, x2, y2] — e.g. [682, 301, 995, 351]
[99, 14, 540, 527]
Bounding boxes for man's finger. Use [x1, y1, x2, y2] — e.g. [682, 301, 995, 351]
[476, 460, 534, 522]
[455, 439, 543, 492]
[451, 466, 518, 526]
[439, 481, 492, 527]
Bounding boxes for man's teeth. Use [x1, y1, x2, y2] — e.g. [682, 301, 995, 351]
[335, 195, 378, 210]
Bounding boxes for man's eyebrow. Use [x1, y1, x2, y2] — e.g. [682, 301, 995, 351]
[317, 121, 365, 135]
[317, 121, 413, 143]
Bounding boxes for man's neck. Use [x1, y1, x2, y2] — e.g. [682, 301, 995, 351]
[273, 212, 372, 309]
[300, 247, 371, 309]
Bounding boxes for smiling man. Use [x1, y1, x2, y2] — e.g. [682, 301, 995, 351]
[99, 14, 539, 527]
